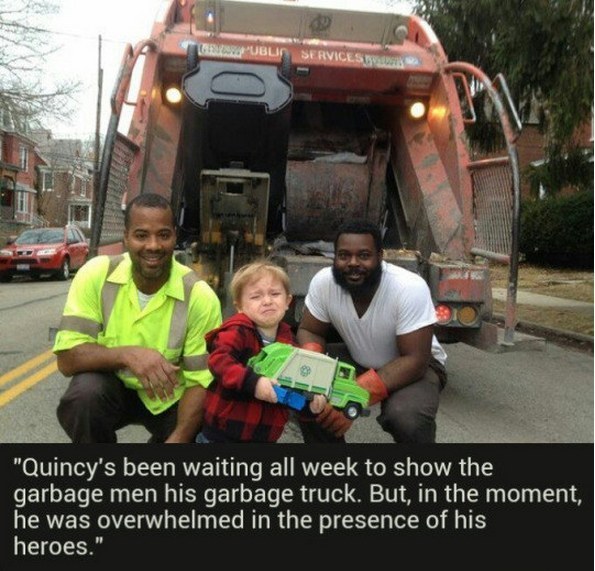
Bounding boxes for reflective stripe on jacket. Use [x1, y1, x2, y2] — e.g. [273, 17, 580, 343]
[53, 254, 222, 414]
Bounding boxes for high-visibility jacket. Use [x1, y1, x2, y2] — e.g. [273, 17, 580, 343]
[53, 254, 222, 414]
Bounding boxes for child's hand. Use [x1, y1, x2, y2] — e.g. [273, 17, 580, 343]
[309, 394, 327, 414]
[255, 376, 278, 403]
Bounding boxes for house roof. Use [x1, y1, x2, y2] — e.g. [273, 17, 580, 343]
[35, 138, 85, 169]
[15, 183, 36, 194]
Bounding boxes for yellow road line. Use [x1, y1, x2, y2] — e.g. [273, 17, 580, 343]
[0, 361, 58, 408]
[0, 349, 55, 388]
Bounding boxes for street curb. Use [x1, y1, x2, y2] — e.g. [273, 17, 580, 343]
[492, 313, 594, 348]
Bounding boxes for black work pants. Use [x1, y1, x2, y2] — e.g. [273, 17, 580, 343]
[57, 371, 178, 443]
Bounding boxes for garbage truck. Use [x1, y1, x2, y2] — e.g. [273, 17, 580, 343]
[92, 0, 522, 349]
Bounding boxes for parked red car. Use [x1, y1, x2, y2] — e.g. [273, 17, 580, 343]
[0, 225, 89, 282]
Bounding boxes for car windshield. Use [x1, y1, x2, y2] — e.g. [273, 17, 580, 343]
[15, 229, 64, 245]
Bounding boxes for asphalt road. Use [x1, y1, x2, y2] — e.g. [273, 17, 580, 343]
[0, 276, 592, 444]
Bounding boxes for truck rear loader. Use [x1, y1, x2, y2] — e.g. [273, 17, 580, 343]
[92, 0, 522, 349]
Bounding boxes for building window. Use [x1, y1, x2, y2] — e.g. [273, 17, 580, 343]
[42, 171, 53, 192]
[0, 134, 3, 162]
[1, 180, 14, 207]
[80, 178, 88, 196]
[17, 191, 28, 213]
[69, 204, 91, 228]
[19, 145, 29, 171]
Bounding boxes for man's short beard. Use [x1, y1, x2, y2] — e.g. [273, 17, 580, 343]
[332, 262, 383, 297]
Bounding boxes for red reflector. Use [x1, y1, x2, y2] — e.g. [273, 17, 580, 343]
[435, 304, 452, 324]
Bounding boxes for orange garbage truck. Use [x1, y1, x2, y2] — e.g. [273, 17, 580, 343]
[92, 0, 522, 349]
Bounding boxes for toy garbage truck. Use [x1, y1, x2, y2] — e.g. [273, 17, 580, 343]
[248, 342, 370, 420]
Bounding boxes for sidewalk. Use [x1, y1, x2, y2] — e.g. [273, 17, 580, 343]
[492, 287, 594, 347]
[492, 288, 594, 315]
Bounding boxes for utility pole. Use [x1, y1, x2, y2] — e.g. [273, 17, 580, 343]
[91, 34, 103, 257]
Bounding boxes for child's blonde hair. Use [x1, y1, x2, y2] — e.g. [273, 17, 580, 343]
[230, 261, 291, 303]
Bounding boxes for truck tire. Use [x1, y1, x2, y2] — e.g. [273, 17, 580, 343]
[343, 402, 362, 420]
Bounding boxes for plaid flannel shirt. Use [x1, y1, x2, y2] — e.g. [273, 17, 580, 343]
[202, 313, 296, 442]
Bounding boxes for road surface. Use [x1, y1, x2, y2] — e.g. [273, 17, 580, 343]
[0, 276, 592, 444]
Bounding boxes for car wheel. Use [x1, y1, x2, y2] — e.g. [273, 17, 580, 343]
[56, 258, 70, 281]
[343, 403, 361, 420]
[0, 273, 12, 283]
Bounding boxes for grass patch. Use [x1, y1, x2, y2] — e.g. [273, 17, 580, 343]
[489, 262, 593, 336]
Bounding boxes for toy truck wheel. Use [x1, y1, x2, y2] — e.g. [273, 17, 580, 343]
[343, 403, 362, 420]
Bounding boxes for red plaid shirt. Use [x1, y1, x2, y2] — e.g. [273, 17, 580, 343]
[202, 313, 296, 442]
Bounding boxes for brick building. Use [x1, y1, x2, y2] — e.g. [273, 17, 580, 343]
[0, 123, 48, 244]
[0, 118, 94, 246]
[32, 130, 94, 233]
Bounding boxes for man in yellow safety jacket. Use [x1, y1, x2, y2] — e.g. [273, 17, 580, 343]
[53, 193, 222, 443]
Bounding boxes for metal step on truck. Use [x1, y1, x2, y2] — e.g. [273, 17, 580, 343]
[92, 0, 522, 350]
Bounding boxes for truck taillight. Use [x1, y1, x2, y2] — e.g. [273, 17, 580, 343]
[435, 304, 452, 324]
[457, 305, 479, 326]
[435, 304, 480, 327]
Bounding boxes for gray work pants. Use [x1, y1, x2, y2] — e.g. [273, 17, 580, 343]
[56, 371, 178, 443]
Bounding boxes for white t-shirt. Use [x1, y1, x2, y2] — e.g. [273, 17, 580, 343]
[304, 262, 447, 369]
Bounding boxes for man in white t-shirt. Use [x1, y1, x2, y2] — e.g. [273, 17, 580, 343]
[297, 220, 447, 443]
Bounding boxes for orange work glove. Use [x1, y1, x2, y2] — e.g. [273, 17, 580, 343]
[315, 402, 353, 437]
[357, 369, 388, 406]
[301, 342, 324, 353]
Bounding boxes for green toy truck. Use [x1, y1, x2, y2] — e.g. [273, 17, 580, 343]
[248, 342, 370, 420]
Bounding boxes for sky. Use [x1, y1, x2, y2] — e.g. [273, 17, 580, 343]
[42, 0, 411, 139]
[43, 0, 165, 138]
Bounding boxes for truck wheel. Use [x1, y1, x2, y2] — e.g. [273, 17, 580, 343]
[343, 403, 362, 420]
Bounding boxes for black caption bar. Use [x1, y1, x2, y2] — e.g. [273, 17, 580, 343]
[1, 443, 593, 570]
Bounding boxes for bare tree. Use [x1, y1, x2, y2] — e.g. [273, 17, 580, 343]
[0, 0, 80, 128]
